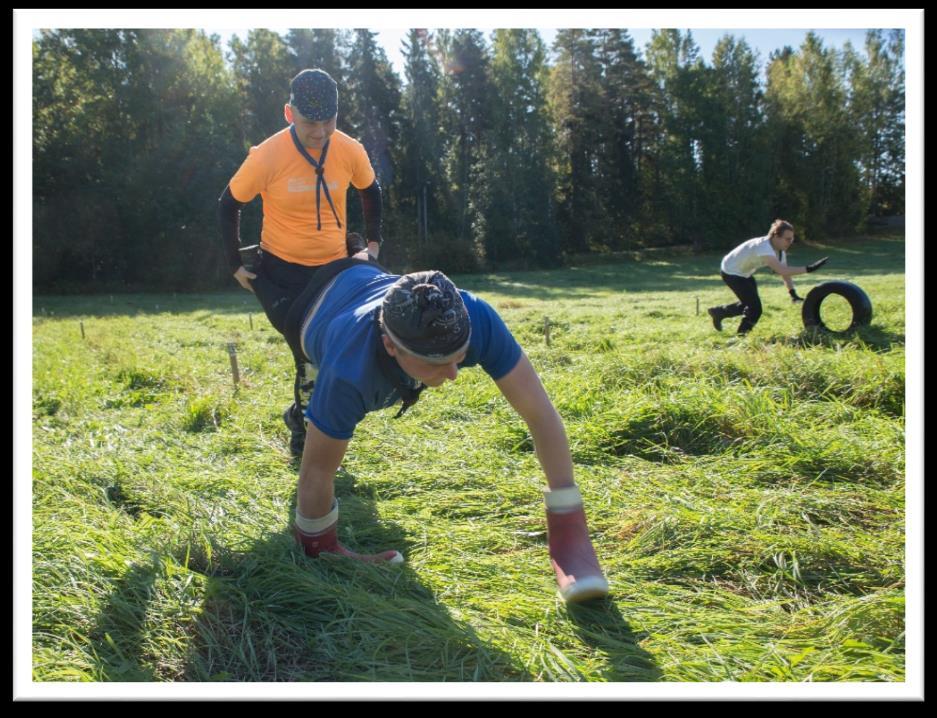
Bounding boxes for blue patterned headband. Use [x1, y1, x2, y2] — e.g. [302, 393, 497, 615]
[381, 271, 472, 364]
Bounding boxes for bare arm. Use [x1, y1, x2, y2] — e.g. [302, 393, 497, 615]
[778, 254, 795, 291]
[763, 255, 807, 278]
[297, 422, 350, 519]
[494, 353, 575, 491]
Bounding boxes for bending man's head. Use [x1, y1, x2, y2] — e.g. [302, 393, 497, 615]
[380, 271, 472, 385]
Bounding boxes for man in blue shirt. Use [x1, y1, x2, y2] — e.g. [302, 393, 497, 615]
[289, 262, 609, 603]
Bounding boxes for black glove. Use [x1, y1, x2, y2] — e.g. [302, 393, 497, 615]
[806, 257, 829, 273]
[789, 288, 803, 303]
[345, 232, 367, 256]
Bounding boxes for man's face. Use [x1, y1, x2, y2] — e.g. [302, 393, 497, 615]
[285, 104, 337, 150]
[382, 335, 466, 388]
[778, 229, 795, 251]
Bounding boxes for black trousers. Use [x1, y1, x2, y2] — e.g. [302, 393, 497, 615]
[717, 272, 763, 333]
[250, 251, 319, 341]
[249, 232, 368, 340]
[249, 247, 377, 412]
[249, 251, 322, 411]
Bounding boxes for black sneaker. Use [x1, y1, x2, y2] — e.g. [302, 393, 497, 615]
[707, 307, 724, 331]
[283, 404, 307, 457]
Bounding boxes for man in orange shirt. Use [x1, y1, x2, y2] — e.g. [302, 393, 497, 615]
[219, 68, 384, 455]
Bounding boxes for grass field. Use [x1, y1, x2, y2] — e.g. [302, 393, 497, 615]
[30, 234, 906, 683]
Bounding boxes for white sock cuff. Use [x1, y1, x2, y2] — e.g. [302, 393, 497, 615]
[543, 485, 583, 512]
[295, 499, 339, 535]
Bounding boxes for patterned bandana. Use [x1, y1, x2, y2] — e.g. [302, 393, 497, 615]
[289, 69, 338, 121]
[380, 272, 472, 364]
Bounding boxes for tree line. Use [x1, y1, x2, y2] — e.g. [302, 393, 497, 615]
[32, 28, 904, 291]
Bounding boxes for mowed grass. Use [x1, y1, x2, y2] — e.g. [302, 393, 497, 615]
[31, 234, 906, 682]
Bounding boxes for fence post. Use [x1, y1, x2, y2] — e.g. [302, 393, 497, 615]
[226, 343, 240, 390]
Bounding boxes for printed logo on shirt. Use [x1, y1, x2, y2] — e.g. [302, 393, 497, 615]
[288, 178, 316, 193]
[288, 178, 341, 193]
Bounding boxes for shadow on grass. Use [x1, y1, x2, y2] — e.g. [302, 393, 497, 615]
[183, 543, 535, 681]
[86, 561, 164, 681]
[762, 324, 905, 352]
[566, 599, 662, 681]
[85, 469, 665, 682]
[86, 469, 535, 682]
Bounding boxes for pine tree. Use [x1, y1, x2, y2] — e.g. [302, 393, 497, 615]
[548, 29, 604, 254]
[345, 29, 403, 190]
[285, 29, 345, 85]
[399, 29, 446, 255]
[229, 29, 293, 144]
[644, 29, 708, 249]
[592, 29, 649, 250]
[845, 30, 905, 217]
[478, 29, 558, 266]
[701, 35, 772, 247]
[436, 29, 493, 248]
[765, 33, 864, 239]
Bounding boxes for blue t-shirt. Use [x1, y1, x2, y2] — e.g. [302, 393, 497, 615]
[302, 264, 522, 440]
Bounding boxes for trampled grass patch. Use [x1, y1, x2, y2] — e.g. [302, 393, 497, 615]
[30, 235, 906, 682]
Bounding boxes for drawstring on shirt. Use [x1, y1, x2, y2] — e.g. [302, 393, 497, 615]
[289, 125, 342, 231]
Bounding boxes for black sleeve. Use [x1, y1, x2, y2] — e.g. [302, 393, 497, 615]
[218, 185, 246, 273]
[357, 179, 383, 246]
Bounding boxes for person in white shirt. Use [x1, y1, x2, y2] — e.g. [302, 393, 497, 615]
[708, 219, 829, 334]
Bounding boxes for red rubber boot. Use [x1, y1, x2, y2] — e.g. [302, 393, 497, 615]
[294, 501, 403, 564]
[544, 487, 609, 603]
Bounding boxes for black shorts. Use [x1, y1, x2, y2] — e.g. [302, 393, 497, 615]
[251, 249, 385, 363]
[249, 250, 319, 335]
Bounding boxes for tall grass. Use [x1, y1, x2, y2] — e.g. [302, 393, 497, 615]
[31, 235, 906, 682]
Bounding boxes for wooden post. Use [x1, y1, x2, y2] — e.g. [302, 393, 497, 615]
[226, 343, 240, 390]
[696, 297, 700, 316]
[80, 321, 85, 339]
[249, 314, 254, 330]
[544, 317, 551, 347]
